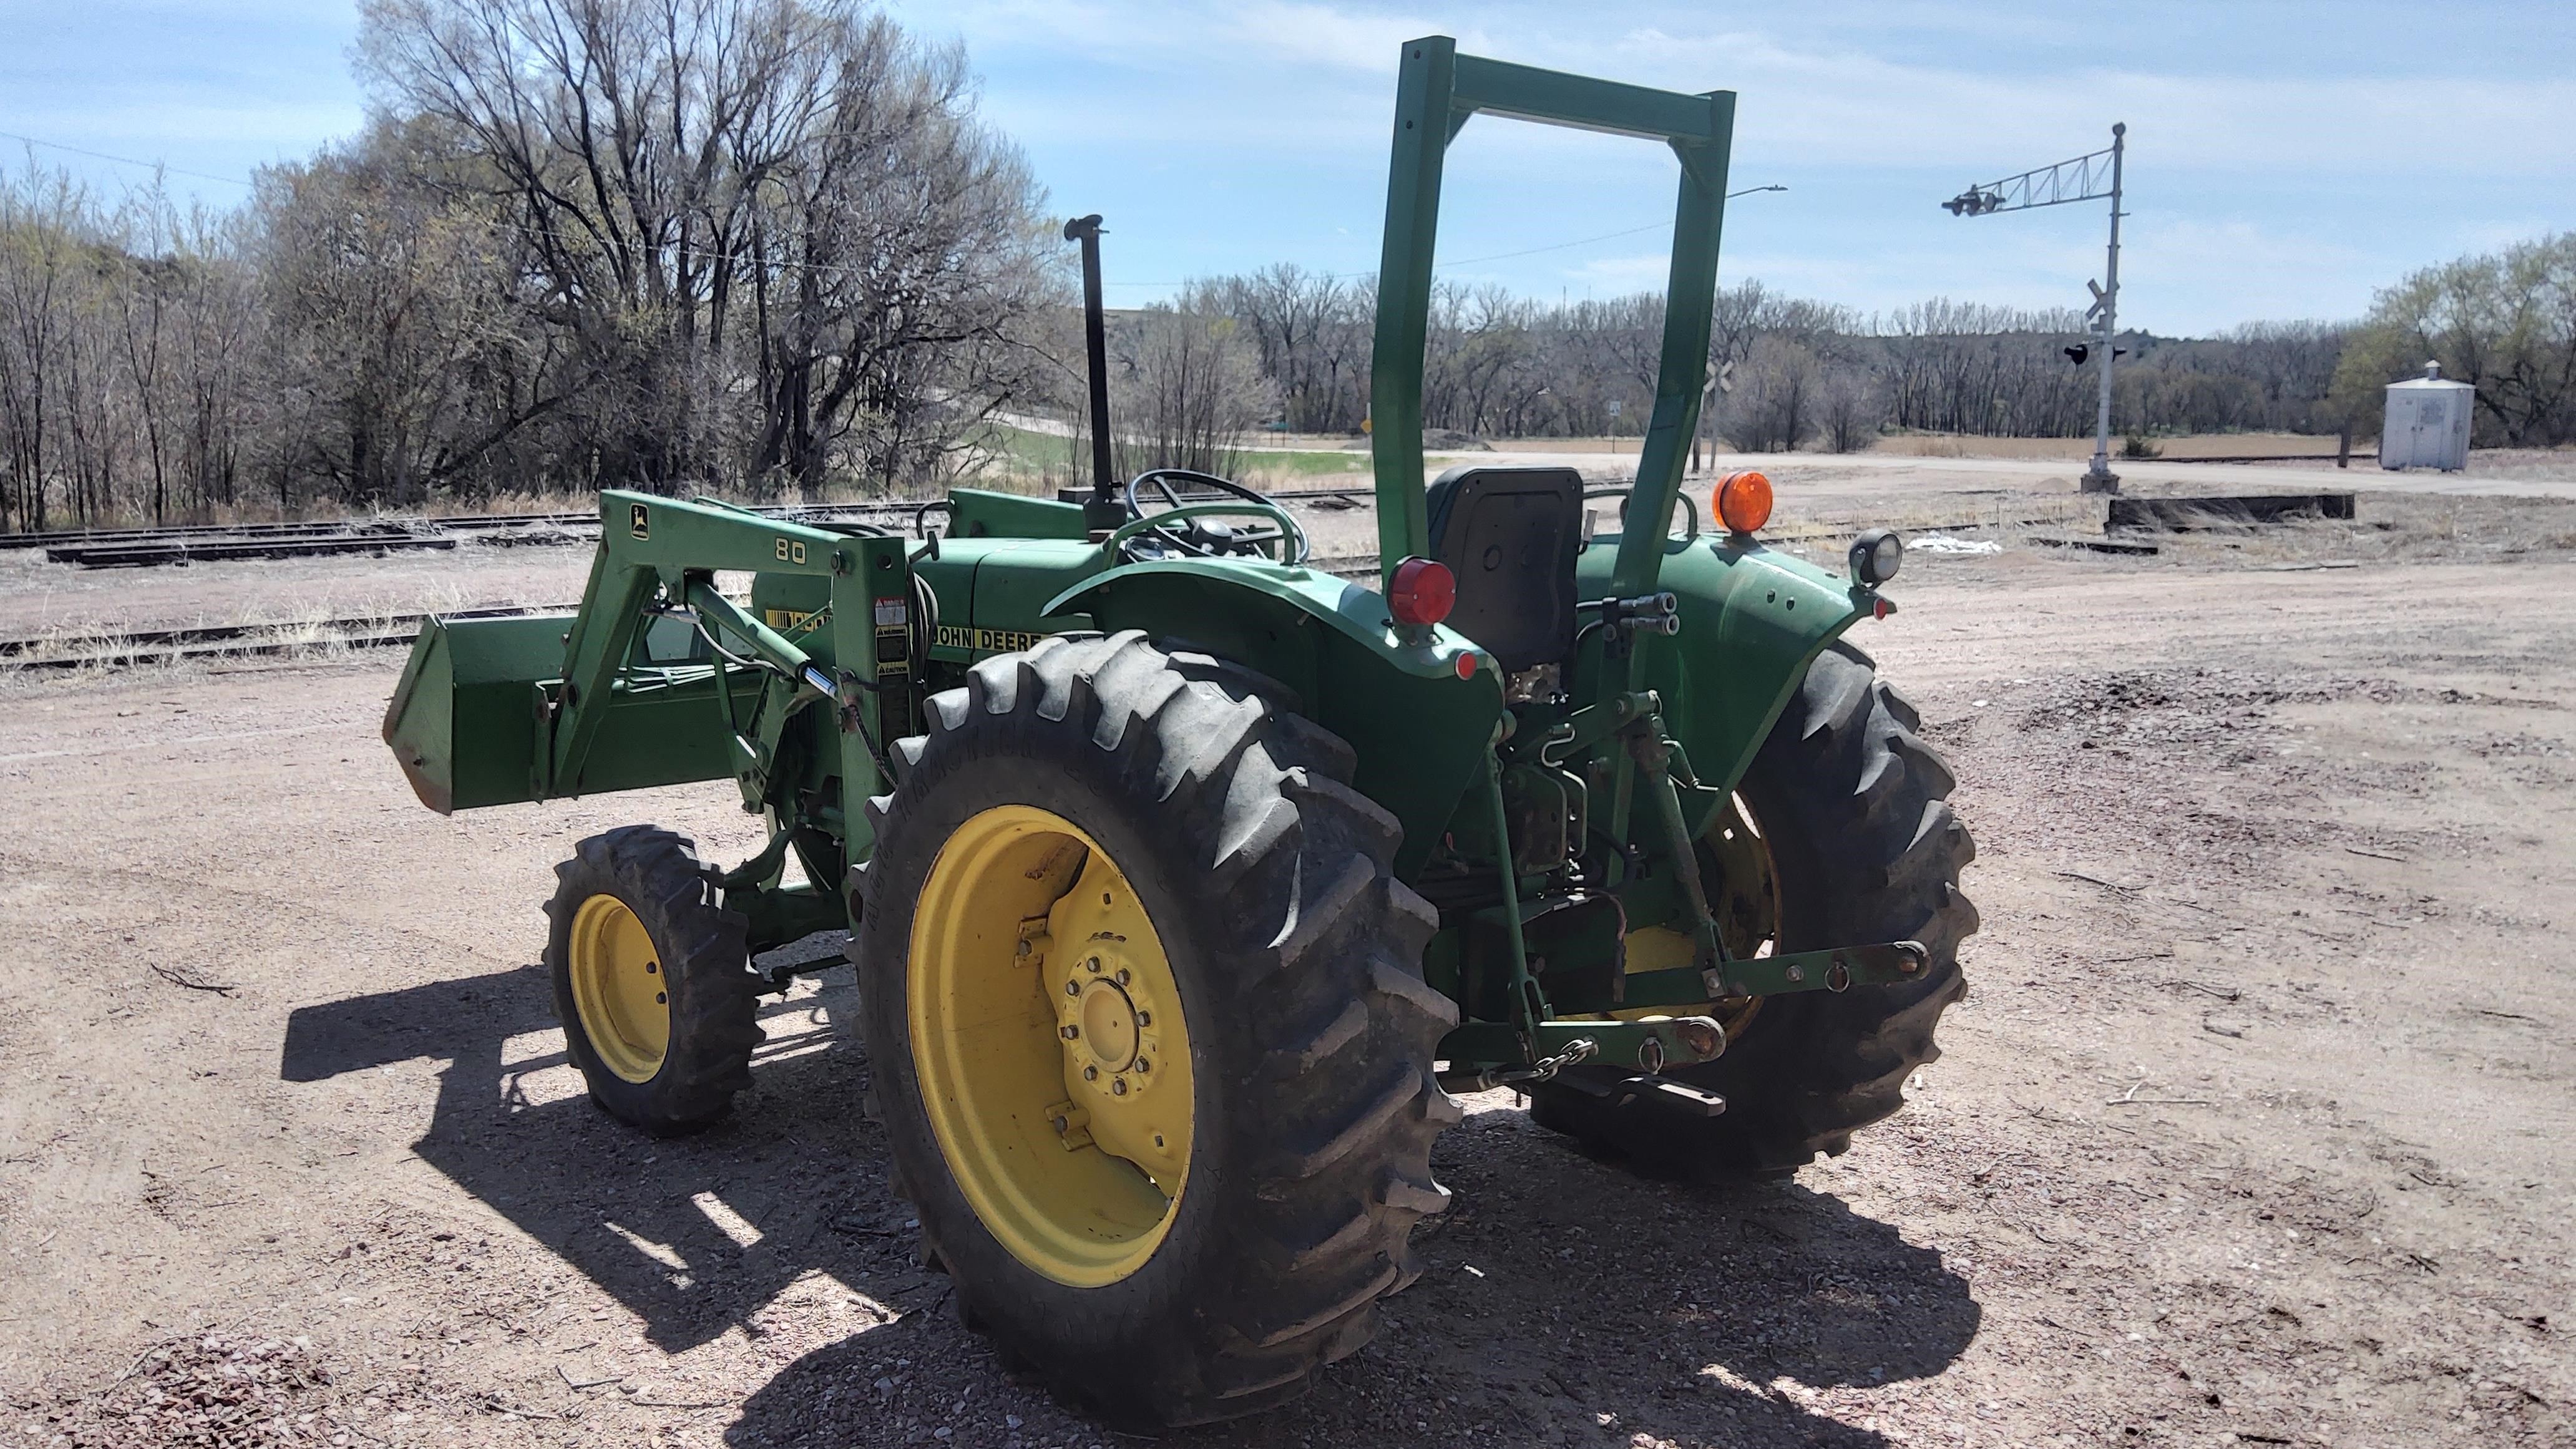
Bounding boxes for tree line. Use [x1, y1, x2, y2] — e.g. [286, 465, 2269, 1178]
[1, 0, 1058, 533]
[3, 1, 2569, 532]
[1127, 275, 2363, 469]
[1105, 233, 2572, 476]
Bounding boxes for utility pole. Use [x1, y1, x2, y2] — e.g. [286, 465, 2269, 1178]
[2084, 125, 2125, 493]
[1943, 123, 2129, 493]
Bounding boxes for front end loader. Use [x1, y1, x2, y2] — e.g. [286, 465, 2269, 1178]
[381, 35, 1975, 1428]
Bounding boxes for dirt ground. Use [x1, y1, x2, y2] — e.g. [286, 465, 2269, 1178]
[3, 462, 2574, 1448]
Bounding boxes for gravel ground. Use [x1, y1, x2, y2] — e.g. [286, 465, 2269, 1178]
[2, 465, 2572, 1448]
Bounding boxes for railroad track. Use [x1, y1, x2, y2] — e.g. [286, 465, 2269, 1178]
[5, 489, 1391, 568]
[0, 556, 1382, 672]
[6, 504, 2063, 671]
[0, 606, 563, 671]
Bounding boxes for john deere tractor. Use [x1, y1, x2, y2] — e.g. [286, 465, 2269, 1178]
[383, 36, 1974, 1428]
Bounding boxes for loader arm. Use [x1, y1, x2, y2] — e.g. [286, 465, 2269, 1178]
[542, 492, 919, 864]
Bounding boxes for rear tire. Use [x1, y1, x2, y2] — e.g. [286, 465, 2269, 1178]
[854, 632, 1457, 1429]
[544, 826, 763, 1136]
[1528, 643, 1976, 1178]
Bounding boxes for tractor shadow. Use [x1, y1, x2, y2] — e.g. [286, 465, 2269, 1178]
[281, 969, 1980, 1445]
[726, 1108, 1983, 1449]
[278, 957, 922, 1356]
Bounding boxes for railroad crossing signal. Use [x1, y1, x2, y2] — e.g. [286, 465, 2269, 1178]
[1944, 123, 2127, 492]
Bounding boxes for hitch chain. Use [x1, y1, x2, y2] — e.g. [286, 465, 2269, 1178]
[1515, 1035, 1599, 1086]
[1458, 1035, 1601, 1094]
[1530, 1035, 1599, 1081]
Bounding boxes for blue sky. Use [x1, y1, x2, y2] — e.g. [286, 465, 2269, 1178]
[4, 1, 2571, 336]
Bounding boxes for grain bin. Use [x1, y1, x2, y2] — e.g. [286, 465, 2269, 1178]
[2379, 361, 2474, 472]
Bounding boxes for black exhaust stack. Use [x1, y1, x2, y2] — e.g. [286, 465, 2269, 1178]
[1061, 215, 1123, 536]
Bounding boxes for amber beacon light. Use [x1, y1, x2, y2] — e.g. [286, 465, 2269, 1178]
[1717, 470, 1773, 534]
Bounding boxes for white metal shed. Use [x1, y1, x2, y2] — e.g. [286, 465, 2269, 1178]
[2380, 361, 2474, 472]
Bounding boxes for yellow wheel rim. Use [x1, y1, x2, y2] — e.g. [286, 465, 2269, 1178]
[909, 805, 1194, 1287]
[567, 894, 671, 1084]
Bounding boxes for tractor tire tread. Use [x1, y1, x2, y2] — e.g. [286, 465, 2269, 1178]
[544, 825, 761, 1136]
[854, 630, 1450, 1429]
[1527, 643, 1976, 1180]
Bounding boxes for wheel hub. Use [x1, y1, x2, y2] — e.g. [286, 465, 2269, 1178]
[1074, 978, 1139, 1070]
[1061, 953, 1169, 1101]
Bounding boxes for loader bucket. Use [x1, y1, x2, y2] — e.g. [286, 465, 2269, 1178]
[383, 608, 743, 814]
[381, 609, 572, 814]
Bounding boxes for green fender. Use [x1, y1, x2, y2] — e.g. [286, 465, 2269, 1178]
[1048, 560, 1503, 878]
[1575, 533, 1883, 794]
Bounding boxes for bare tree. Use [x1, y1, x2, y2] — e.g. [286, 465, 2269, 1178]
[1817, 365, 1881, 453]
[357, 0, 1054, 494]
[1724, 334, 1819, 452]
[1103, 295, 1274, 477]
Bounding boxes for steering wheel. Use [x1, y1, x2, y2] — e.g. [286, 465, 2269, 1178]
[1120, 467, 1310, 564]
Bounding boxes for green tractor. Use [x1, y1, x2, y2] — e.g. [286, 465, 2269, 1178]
[382, 36, 1974, 1428]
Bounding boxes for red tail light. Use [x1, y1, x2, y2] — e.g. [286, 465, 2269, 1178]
[1388, 557, 1456, 628]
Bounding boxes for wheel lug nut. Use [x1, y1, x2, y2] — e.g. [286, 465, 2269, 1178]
[1136, 1010, 1151, 1027]
[1111, 1078, 1128, 1095]
[1083, 1065, 1098, 1081]
[1065, 980, 1079, 996]
[1136, 1058, 1150, 1073]
[1086, 958, 1101, 973]
[1061, 1025, 1079, 1040]
[1115, 968, 1131, 985]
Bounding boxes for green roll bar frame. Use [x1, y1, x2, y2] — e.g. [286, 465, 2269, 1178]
[1368, 35, 1736, 607]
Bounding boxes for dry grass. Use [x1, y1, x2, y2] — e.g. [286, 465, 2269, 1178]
[0, 582, 472, 680]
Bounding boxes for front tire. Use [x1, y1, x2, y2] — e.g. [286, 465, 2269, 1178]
[854, 632, 1457, 1428]
[1529, 643, 1977, 1178]
[544, 826, 763, 1136]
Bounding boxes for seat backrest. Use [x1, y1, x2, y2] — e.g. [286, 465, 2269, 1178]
[1423, 465, 1583, 673]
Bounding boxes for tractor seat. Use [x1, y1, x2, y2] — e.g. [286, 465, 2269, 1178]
[1423, 465, 1584, 673]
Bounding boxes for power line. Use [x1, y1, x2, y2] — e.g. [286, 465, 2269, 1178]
[0, 128, 256, 188]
